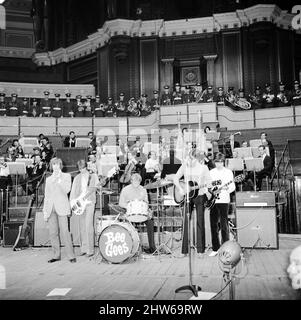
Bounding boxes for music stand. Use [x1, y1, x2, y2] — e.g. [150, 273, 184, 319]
[16, 158, 34, 167]
[226, 158, 244, 191]
[7, 162, 26, 206]
[249, 139, 262, 148]
[251, 147, 269, 158]
[234, 147, 253, 160]
[205, 131, 220, 142]
[244, 158, 264, 192]
[75, 138, 91, 148]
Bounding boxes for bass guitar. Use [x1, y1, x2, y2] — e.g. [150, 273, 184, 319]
[70, 167, 117, 216]
[205, 174, 245, 209]
[12, 194, 35, 251]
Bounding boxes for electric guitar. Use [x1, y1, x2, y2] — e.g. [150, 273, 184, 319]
[12, 194, 35, 251]
[70, 167, 117, 216]
[205, 174, 245, 209]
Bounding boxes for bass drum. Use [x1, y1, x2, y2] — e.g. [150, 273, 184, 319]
[98, 221, 140, 264]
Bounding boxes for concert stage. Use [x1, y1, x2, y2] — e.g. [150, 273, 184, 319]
[0, 234, 299, 300]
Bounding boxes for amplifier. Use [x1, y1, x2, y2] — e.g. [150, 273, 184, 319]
[236, 191, 276, 207]
[2, 220, 34, 247]
[236, 207, 278, 249]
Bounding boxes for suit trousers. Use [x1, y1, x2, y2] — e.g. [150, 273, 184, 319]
[210, 203, 230, 252]
[48, 208, 75, 260]
[79, 203, 95, 255]
[181, 195, 206, 254]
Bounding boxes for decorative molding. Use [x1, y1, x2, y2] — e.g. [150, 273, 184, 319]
[0, 46, 34, 59]
[0, 81, 95, 98]
[32, 4, 301, 66]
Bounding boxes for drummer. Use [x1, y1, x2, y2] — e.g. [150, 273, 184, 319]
[119, 173, 156, 254]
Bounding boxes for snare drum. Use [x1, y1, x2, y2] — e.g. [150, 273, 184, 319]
[126, 200, 149, 223]
[98, 221, 140, 264]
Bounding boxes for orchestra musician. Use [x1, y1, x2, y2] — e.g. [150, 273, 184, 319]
[8, 93, 20, 117]
[182, 85, 194, 103]
[74, 95, 85, 117]
[173, 149, 212, 256]
[276, 81, 290, 107]
[208, 153, 236, 257]
[105, 97, 115, 117]
[63, 131, 76, 148]
[256, 145, 273, 191]
[143, 151, 161, 185]
[127, 97, 140, 117]
[262, 83, 276, 108]
[20, 98, 30, 117]
[160, 85, 172, 106]
[216, 87, 226, 106]
[249, 85, 263, 109]
[63, 93, 75, 118]
[116, 93, 127, 117]
[0, 93, 7, 117]
[29, 98, 40, 117]
[150, 90, 160, 111]
[139, 94, 151, 116]
[52, 93, 63, 118]
[70, 160, 100, 257]
[194, 82, 203, 103]
[40, 91, 52, 117]
[119, 173, 156, 254]
[291, 80, 301, 106]
[25, 154, 46, 195]
[93, 95, 105, 117]
[260, 131, 275, 169]
[43, 157, 76, 263]
[84, 95, 93, 117]
[172, 83, 183, 105]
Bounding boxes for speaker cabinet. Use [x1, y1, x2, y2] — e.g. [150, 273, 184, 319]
[236, 207, 278, 249]
[2, 220, 34, 247]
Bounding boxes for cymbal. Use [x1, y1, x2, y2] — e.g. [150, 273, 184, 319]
[102, 188, 115, 195]
[145, 180, 173, 190]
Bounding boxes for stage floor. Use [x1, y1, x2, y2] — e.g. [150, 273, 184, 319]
[0, 234, 300, 300]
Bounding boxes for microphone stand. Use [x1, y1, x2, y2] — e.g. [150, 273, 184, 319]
[175, 160, 201, 297]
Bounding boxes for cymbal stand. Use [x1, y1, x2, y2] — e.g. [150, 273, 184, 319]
[152, 185, 173, 258]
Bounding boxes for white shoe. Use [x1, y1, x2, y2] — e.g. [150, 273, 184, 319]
[209, 251, 218, 257]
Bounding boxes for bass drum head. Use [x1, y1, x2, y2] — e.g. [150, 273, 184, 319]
[98, 222, 140, 264]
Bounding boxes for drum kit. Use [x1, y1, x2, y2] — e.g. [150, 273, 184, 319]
[96, 179, 178, 264]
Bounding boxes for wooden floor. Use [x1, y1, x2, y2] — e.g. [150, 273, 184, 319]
[0, 234, 300, 300]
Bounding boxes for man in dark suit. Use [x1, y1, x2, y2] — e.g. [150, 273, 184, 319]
[63, 131, 76, 148]
[224, 133, 240, 158]
[260, 132, 275, 169]
[256, 145, 273, 191]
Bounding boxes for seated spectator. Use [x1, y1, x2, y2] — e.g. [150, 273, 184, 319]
[64, 131, 76, 148]
[276, 81, 290, 107]
[29, 98, 40, 117]
[182, 85, 194, 103]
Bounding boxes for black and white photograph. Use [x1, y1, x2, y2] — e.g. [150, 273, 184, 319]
[0, 0, 300, 312]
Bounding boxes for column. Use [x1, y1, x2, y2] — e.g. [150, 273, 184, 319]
[203, 54, 217, 86]
[160, 58, 174, 90]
